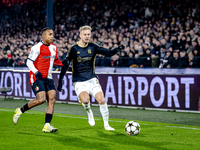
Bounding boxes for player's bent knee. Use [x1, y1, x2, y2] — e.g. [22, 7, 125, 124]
[81, 98, 90, 104]
[49, 98, 56, 104]
[37, 97, 46, 104]
[36, 92, 46, 104]
[98, 99, 106, 105]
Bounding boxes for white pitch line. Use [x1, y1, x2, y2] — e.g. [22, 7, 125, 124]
[1, 108, 200, 130]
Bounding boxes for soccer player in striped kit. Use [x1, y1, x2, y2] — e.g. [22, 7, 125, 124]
[57, 25, 125, 130]
[13, 27, 63, 133]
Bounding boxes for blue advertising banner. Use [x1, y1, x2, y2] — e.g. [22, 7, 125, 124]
[0, 69, 200, 111]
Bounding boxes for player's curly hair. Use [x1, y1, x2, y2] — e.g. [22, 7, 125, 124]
[79, 25, 92, 33]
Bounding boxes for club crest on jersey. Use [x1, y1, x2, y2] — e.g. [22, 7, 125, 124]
[35, 86, 39, 91]
[53, 48, 56, 52]
[77, 51, 80, 54]
[88, 49, 91, 54]
[77, 57, 82, 62]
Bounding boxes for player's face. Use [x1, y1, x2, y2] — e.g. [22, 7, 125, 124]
[80, 30, 91, 43]
[43, 29, 54, 45]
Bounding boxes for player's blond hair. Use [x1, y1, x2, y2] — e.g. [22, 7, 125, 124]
[79, 25, 92, 33]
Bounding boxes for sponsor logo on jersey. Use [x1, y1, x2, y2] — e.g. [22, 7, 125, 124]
[77, 51, 80, 54]
[88, 49, 91, 54]
[77, 57, 92, 62]
[42, 55, 54, 59]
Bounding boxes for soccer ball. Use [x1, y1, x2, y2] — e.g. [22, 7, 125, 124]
[125, 121, 140, 136]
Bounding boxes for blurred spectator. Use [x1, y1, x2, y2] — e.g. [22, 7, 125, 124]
[58, 50, 65, 61]
[7, 54, 14, 67]
[179, 35, 187, 50]
[185, 42, 193, 54]
[151, 51, 160, 68]
[170, 35, 179, 50]
[0, 0, 200, 69]
[133, 53, 140, 67]
[160, 45, 166, 61]
[192, 49, 200, 67]
[111, 54, 119, 66]
[179, 50, 189, 68]
[7, 50, 12, 58]
[167, 51, 181, 68]
[136, 50, 146, 68]
[2, 54, 8, 67]
[160, 50, 172, 68]
[127, 51, 135, 67]
[101, 56, 111, 67]
[191, 39, 200, 51]
[143, 48, 151, 67]
[0, 55, 5, 66]
[188, 52, 194, 68]
[118, 51, 129, 67]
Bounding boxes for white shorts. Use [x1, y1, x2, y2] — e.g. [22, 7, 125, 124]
[74, 77, 103, 102]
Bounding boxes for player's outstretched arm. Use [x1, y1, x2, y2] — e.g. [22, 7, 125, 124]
[105, 45, 125, 57]
[57, 58, 70, 92]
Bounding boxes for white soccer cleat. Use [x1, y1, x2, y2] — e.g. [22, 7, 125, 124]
[88, 110, 95, 126]
[13, 108, 22, 125]
[104, 125, 115, 131]
[42, 124, 58, 133]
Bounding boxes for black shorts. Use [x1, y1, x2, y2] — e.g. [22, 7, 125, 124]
[31, 78, 56, 96]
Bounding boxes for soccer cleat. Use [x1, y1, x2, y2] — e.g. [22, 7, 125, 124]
[13, 108, 22, 125]
[42, 124, 58, 133]
[104, 125, 115, 131]
[88, 110, 95, 126]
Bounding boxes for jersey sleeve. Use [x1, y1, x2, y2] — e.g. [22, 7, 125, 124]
[94, 43, 119, 57]
[26, 58, 38, 74]
[94, 43, 108, 55]
[27, 45, 40, 74]
[58, 46, 74, 81]
[67, 45, 74, 61]
[28, 45, 40, 61]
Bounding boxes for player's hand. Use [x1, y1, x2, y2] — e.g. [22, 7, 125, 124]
[118, 45, 125, 51]
[35, 71, 43, 80]
[57, 79, 63, 92]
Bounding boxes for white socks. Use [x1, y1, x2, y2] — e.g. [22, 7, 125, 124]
[100, 103, 109, 127]
[82, 101, 91, 114]
[82, 102, 114, 130]
[82, 102, 95, 126]
[100, 103, 115, 130]
[44, 123, 50, 127]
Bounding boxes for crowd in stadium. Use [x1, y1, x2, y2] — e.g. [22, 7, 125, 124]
[0, 0, 200, 68]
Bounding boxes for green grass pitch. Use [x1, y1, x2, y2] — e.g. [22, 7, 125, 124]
[0, 99, 200, 150]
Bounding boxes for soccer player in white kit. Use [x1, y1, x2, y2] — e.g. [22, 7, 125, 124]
[13, 27, 63, 132]
[57, 25, 124, 130]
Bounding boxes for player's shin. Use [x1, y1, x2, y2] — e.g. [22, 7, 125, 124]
[82, 101, 91, 113]
[21, 103, 30, 113]
[100, 103, 115, 130]
[82, 101, 95, 126]
[100, 103, 109, 126]
[45, 113, 53, 125]
[42, 113, 58, 133]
